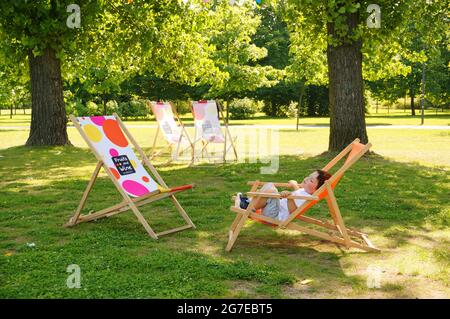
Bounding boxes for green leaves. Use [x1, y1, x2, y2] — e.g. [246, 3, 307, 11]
[207, 1, 281, 98]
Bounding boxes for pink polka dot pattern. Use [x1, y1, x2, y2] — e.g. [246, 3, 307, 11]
[76, 115, 159, 197]
[193, 105, 205, 120]
[154, 106, 165, 121]
[122, 180, 150, 197]
[209, 135, 225, 143]
[109, 148, 119, 157]
[91, 116, 106, 126]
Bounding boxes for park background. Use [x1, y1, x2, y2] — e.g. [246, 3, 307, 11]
[0, 0, 449, 298]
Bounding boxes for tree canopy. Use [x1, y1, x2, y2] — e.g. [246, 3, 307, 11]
[0, 0, 448, 147]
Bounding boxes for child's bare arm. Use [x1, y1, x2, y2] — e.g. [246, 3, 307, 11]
[288, 180, 302, 190]
[280, 191, 299, 213]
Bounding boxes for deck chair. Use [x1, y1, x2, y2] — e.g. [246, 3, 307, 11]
[227, 138, 379, 252]
[191, 100, 238, 163]
[148, 101, 194, 164]
[64, 113, 196, 239]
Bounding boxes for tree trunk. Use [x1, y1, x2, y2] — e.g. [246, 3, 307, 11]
[269, 99, 276, 117]
[10, 104, 13, 119]
[404, 95, 406, 112]
[26, 47, 70, 146]
[420, 58, 425, 125]
[327, 11, 368, 151]
[410, 86, 415, 116]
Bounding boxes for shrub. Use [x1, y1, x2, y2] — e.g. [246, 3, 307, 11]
[287, 101, 299, 118]
[172, 100, 191, 115]
[117, 99, 149, 119]
[229, 98, 260, 119]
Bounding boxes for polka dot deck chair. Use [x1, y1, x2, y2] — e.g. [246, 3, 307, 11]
[227, 139, 380, 252]
[191, 100, 238, 163]
[65, 113, 196, 239]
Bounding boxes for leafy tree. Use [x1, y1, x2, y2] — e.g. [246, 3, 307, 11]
[0, 0, 107, 145]
[206, 1, 282, 119]
[0, 52, 29, 118]
[251, 3, 298, 118]
[367, 13, 449, 116]
[0, 0, 220, 145]
[284, 0, 447, 150]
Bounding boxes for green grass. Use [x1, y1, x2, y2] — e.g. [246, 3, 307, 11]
[1, 108, 449, 127]
[1, 126, 449, 167]
[0, 124, 449, 298]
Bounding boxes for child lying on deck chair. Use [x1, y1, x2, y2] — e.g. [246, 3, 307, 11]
[235, 170, 332, 221]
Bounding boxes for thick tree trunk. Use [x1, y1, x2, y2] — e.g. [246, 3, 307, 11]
[26, 47, 70, 146]
[327, 11, 368, 151]
[410, 87, 415, 116]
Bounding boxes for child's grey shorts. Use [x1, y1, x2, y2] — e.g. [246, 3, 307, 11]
[262, 198, 281, 219]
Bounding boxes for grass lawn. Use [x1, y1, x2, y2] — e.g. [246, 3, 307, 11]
[1, 108, 449, 127]
[0, 124, 449, 298]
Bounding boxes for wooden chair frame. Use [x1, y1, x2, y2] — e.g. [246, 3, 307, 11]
[148, 101, 195, 165]
[64, 113, 196, 239]
[226, 138, 380, 253]
[190, 100, 238, 164]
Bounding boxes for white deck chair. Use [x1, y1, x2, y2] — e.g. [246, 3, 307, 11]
[191, 100, 238, 163]
[148, 101, 194, 164]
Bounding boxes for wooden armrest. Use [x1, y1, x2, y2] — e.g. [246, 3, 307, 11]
[246, 191, 318, 201]
[247, 181, 293, 188]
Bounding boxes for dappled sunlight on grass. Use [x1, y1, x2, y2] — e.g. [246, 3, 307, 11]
[0, 129, 449, 298]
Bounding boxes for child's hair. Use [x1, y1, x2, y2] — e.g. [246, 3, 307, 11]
[316, 169, 332, 189]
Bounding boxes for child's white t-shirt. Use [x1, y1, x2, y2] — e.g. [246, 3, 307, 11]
[278, 188, 311, 221]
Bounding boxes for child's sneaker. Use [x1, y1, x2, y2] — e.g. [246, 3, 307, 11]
[235, 192, 250, 209]
[234, 192, 242, 208]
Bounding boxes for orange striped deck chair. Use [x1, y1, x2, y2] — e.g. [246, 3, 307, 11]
[227, 138, 379, 252]
[65, 113, 196, 239]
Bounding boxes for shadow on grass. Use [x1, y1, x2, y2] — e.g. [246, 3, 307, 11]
[0, 145, 448, 298]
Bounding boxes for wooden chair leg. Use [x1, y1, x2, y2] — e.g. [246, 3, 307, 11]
[170, 195, 196, 228]
[150, 125, 160, 159]
[226, 211, 248, 252]
[227, 179, 260, 246]
[226, 189, 261, 252]
[229, 213, 244, 238]
[65, 161, 102, 227]
[326, 184, 351, 248]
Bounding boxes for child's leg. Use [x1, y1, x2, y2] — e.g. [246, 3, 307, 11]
[252, 183, 278, 210]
